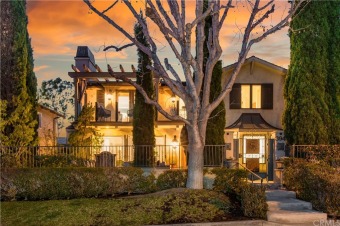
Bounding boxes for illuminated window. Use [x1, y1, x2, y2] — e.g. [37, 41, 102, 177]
[230, 83, 272, 109]
[241, 85, 250, 108]
[252, 85, 261, 108]
[117, 93, 129, 122]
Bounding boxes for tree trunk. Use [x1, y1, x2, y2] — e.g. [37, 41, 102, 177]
[186, 120, 207, 189]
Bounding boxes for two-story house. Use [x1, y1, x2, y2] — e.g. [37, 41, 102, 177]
[67, 46, 186, 168]
[223, 56, 286, 180]
[68, 46, 286, 177]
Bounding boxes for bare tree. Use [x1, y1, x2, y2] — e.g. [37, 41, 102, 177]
[83, 0, 307, 189]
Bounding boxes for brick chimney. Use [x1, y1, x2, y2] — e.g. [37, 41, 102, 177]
[74, 46, 96, 72]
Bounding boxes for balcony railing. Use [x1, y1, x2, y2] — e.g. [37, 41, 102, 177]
[0, 145, 227, 169]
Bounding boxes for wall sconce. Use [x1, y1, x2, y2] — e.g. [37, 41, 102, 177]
[107, 89, 113, 101]
[107, 94, 112, 101]
[171, 135, 179, 149]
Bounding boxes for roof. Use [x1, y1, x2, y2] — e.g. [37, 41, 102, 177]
[225, 113, 282, 131]
[223, 56, 287, 73]
[38, 104, 64, 118]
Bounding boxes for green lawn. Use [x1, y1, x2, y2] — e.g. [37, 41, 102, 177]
[1, 189, 241, 226]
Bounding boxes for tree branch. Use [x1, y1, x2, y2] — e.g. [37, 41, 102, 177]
[219, 0, 233, 30]
[251, 4, 275, 30]
[102, 0, 118, 14]
[103, 43, 135, 52]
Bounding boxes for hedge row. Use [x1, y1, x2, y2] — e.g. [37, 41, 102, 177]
[211, 168, 268, 219]
[1, 167, 157, 201]
[283, 159, 340, 217]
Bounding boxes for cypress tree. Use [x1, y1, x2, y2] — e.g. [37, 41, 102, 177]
[283, 1, 332, 145]
[325, 1, 340, 144]
[203, 0, 226, 165]
[0, 0, 38, 146]
[133, 13, 155, 166]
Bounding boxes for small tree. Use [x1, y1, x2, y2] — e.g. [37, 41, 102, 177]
[133, 13, 155, 166]
[84, 0, 307, 189]
[68, 104, 103, 147]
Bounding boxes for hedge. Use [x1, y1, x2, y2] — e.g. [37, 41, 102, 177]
[211, 168, 268, 219]
[283, 159, 340, 217]
[1, 167, 156, 201]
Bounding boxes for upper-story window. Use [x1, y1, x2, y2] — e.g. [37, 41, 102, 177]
[38, 113, 42, 128]
[230, 83, 273, 109]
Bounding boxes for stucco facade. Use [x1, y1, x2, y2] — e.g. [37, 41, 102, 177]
[222, 56, 287, 178]
[37, 105, 64, 146]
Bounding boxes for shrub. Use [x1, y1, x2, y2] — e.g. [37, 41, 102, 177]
[159, 189, 232, 224]
[240, 184, 267, 219]
[156, 170, 187, 190]
[0, 167, 156, 201]
[284, 159, 340, 217]
[212, 167, 268, 219]
[211, 168, 248, 194]
[34, 155, 90, 167]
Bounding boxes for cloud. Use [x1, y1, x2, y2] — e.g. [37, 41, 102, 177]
[34, 65, 49, 72]
[27, 0, 293, 83]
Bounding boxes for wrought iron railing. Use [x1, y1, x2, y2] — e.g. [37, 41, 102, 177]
[235, 162, 263, 185]
[0, 145, 227, 169]
[290, 144, 340, 167]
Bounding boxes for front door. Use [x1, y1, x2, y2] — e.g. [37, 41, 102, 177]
[245, 139, 260, 172]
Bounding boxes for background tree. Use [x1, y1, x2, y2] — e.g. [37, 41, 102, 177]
[84, 0, 306, 189]
[202, 0, 226, 166]
[283, 1, 340, 145]
[133, 13, 156, 166]
[68, 104, 103, 147]
[0, 0, 38, 146]
[39, 77, 74, 129]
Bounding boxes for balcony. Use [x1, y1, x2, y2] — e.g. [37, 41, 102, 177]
[95, 102, 133, 124]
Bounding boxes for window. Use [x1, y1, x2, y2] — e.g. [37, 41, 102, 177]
[230, 83, 273, 109]
[38, 113, 42, 128]
[117, 94, 129, 122]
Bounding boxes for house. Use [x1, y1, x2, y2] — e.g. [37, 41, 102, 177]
[67, 46, 186, 168]
[222, 56, 287, 180]
[68, 46, 286, 177]
[37, 104, 64, 146]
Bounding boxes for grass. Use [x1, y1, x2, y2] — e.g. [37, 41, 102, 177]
[1, 188, 246, 226]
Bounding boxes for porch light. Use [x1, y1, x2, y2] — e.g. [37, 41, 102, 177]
[107, 93, 113, 101]
[172, 135, 179, 149]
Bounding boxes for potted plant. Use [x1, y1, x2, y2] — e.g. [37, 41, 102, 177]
[223, 157, 235, 168]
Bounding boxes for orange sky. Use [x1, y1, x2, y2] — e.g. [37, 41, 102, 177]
[27, 0, 292, 86]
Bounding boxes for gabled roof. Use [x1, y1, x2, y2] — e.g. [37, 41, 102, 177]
[225, 113, 282, 131]
[38, 104, 64, 118]
[223, 56, 287, 73]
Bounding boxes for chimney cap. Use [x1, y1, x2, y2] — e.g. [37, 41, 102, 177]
[75, 46, 95, 64]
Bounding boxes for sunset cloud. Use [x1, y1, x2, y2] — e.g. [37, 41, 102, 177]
[34, 65, 49, 72]
[27, 0, 292, 85]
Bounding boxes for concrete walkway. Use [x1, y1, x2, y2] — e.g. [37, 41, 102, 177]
[266, 190, 327, 225]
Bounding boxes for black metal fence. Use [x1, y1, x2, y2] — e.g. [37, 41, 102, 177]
[290, 145, 340, 167]
[0, 145, 227, 169]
